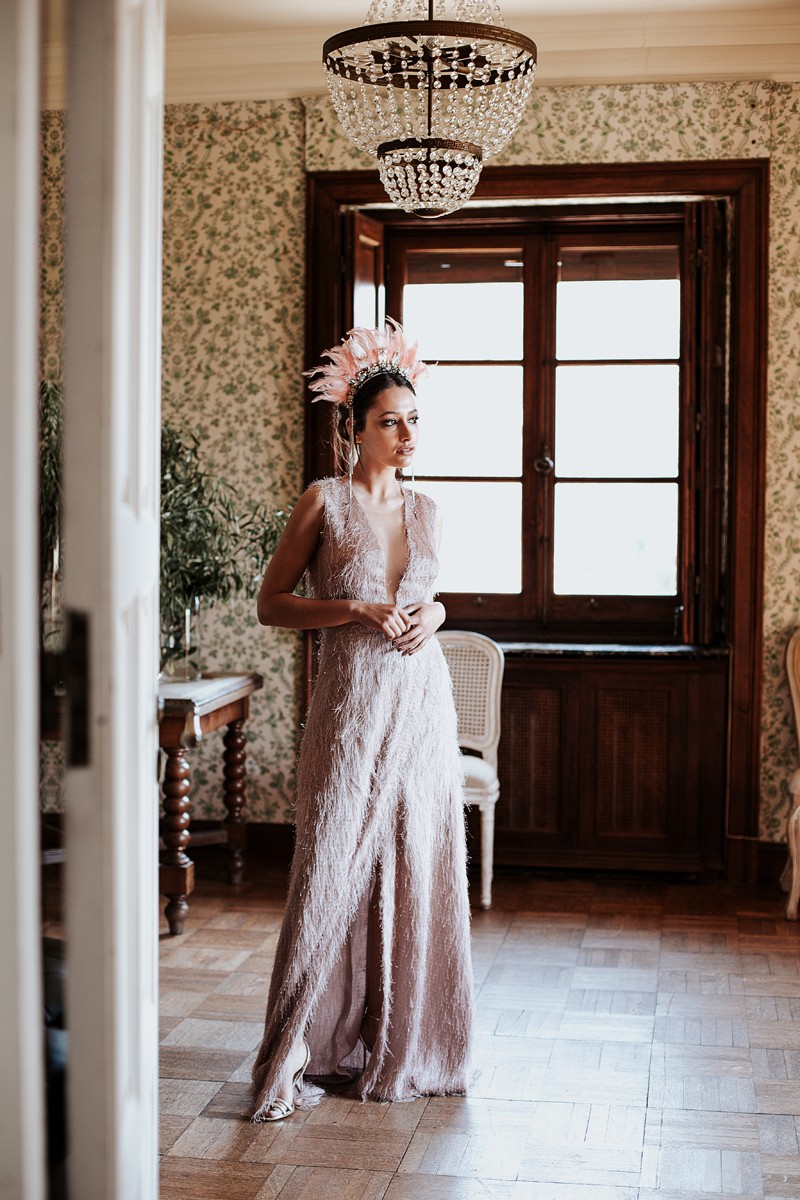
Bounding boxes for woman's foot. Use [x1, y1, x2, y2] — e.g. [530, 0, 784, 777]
[263, 1039, 310, 1122]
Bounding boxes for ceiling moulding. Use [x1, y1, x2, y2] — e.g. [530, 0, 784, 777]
[42, 9, 800, 108]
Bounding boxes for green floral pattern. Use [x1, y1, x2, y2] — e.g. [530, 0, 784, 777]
[161, 101, 306, 821]
[39, 109, 65, 383]
[39, 80, 800, 839]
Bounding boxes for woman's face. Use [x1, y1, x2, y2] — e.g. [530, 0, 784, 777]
[355, 385, 419, 472]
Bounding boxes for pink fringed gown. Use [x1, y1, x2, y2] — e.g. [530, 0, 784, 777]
[251, 476, 474, 1118]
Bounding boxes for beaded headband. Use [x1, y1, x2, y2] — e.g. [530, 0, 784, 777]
[304, 318, 428, 408]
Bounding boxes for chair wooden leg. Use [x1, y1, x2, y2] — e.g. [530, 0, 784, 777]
[786, 770, 800, 920]
[480, 801, 495, 910]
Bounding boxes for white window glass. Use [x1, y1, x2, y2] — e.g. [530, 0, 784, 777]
[413, 365, 522, 477]
[403, 282, 523, 361]
[419, 481, 522, 593]
[556, 364, 680, 479]
[556, 279, 680, 361]
[554, 483, 678, 595]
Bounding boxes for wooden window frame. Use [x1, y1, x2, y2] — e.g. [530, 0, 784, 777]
[384, 215, 696, 639]
[305, 160, 769, 847]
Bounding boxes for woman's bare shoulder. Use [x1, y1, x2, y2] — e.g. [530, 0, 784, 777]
[285, 480, 327, 529]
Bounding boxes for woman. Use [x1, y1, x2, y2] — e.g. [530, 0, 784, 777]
[251, 321, 474, 1122]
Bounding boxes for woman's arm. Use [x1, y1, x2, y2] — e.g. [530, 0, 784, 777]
[257, 485, 410, 640]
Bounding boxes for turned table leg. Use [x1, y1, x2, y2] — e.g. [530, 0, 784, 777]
[160, 746, 195, 935]
[223, 717, 248, 885]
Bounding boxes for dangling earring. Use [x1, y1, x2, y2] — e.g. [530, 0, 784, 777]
[348, 404, 355, 514]
[410, 460, 416, 516]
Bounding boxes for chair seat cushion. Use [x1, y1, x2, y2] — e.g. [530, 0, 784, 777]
[462, 754, 498, 791]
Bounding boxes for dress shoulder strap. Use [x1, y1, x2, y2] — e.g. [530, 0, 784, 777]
[409, 488, 439, 547]
[309, 476, 350, 542]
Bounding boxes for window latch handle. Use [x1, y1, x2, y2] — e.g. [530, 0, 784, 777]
[673, 603, 685, 637]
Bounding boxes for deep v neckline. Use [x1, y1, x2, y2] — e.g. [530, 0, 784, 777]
[349, 482, 411, 605]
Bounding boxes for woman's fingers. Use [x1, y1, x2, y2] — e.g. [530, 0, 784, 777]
[399, 639, 426, 655]
[384, 614, 409, 639]
[394, 630, 428, 654]
[392, 616, 418, 645]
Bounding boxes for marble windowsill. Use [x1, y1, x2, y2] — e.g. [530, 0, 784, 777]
[499, 642, 729, 659]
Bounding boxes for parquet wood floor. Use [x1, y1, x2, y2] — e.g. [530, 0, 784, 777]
[153, 858, 800, 1199]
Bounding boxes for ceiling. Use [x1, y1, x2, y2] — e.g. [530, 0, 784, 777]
[165, 0, 800, 34]
[43, 0, 800, 106]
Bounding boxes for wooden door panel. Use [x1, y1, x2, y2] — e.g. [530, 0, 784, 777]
[588, 678, 685, 848]
[499, 685, 563, 834]
[1, 1, 47, 1191]
[62, 0, 164, 1194]
[345, 210, 385, 331]
[496, 661, 581, 857]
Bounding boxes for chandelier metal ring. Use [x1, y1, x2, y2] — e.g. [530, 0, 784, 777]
[322, 22, 537, 71]
[376, 137, 483, 158]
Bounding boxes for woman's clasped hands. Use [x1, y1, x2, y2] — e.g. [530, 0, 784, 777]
[354, 601, 445, 656]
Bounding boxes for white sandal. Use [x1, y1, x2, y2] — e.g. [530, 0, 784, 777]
[262, 1040, 311, 1123]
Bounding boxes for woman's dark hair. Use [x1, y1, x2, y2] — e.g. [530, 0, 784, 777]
[332, 370, 416, 474]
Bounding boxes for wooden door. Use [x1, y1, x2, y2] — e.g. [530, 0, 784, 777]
[346, 211, 386, 330]
[62, 1, 164, 1196]
[308, 209, 387, 482]
[0, 1, 47, 1195]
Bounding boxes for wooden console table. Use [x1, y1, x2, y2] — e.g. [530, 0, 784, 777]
[158, 671, 263, 935]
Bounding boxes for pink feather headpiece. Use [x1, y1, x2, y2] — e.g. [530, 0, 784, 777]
[305, 319, 428, 408]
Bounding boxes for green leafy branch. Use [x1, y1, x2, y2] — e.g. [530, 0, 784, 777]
[160, 422, 290, 631]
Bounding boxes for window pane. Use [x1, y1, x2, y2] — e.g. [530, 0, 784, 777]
[556, 365, 679, 478]
[403, 282, 523, 360]
[413, 365, 522, 477]
[556, 279, 680, 361]
[554, 483, 678, 595]
[418, 481, 522, 593]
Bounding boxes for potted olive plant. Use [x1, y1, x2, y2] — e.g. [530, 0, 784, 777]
[38, 393, 288, 677]
[159, 422, 289, 677]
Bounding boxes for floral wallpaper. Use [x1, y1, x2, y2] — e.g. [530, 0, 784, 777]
[39, 79, 800, 840]
[160, 101, 307, 821]
[40, 100, 308, 821]
[759, 85, 800, 839]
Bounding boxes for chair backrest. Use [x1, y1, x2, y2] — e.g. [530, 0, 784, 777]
[787, 623, 800, 752]
[436, 630, 505, 772]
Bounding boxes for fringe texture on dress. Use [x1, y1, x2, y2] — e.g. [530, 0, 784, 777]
[251, 476, 474, 1121]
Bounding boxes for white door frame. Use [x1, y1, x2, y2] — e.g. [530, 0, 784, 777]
[63, 1, 165, 1196]
[0, 0, 46, 1197]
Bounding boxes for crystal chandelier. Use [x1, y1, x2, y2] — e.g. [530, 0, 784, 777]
[322, 1, 537, 219]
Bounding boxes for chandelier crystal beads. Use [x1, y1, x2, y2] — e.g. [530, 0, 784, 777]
[322, 1, 537, 218]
